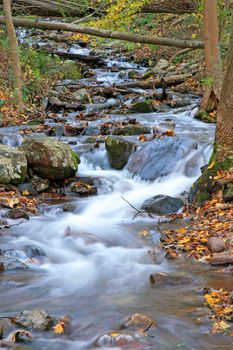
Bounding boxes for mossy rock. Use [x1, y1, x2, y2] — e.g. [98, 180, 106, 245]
[105, 136, 135, 170]
[20, 137, 80, 180]
[194, 111, 216, 124]
[190, 150, 233, 205]
[112, 124, 150, 136]
[223, 183, 233, 202]
[61, 60, 81, 80]
[0, 145, 27, 185]
[130, 101, 154, 113]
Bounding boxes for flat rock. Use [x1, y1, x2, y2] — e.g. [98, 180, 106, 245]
[3, 209, 29, 220]
[150, 272, 191, 286]
[210, 251, 233, 265]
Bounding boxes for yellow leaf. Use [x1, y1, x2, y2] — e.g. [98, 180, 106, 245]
[208, 162, 215, 170]
[140, 229, 149, 237]
[177, 228, 187, 234]
[53, 321, 65, 334]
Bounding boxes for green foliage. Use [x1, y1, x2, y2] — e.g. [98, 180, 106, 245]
[89, 0, 151, 30]
[0, 33, 64, 103]
[19, 48, 62, 102]
[200, 76, 214, 88]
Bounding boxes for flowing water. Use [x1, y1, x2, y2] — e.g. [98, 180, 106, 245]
[1, 46, 233, 350]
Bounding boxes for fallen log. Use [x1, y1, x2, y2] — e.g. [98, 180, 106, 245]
[0, 16, 205, 49]
[1, 0, 87, 16]
[115, 73, 193, 90]
[55, 50, 105, 65]
[142, 0, 198, 14]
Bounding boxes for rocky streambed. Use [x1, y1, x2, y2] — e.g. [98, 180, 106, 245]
[0, 33, 232, 349]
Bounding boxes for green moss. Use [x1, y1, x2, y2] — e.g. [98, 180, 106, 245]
[191, 148, 233, 205]
[195, 111, 216, 124]
[70, 149, 80, 167]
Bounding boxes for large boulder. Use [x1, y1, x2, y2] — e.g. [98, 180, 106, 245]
[0, 145, 27, 185]
[105, 136, 135, 170]
[126, 137, 198, 181]
[21, 137, 79, 180]
[142, 195, 183, 215]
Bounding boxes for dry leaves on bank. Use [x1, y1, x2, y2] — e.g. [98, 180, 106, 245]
[161, 199, 233, 262]
[204, 288, 233, 334]
[0, 191, 38, 213]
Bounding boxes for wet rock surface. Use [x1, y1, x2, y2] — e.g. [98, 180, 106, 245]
[126, 137, 198, 180]
[14, 309, 52, 331]
[142, 195, 183, 215]
[120, 313, 156, 332]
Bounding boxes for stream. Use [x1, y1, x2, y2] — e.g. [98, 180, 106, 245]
[1, 38, 233, 350]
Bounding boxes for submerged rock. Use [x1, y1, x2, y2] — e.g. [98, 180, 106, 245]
[20, 137, 80, 180]
[142, 195, 183, 215]
[105, 136, 135, 170]
[96, 332, 134, 347]
[14, 309, 52, 331]
[120, 313, 156, 332]
[0, 145, 27, 185]
[126, 137, 197, 181]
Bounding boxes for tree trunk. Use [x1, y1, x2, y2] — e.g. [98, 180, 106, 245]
[3, 0, 23, 113]
[142, 0, 198, 14]
[0, 16, 205, 49]
[216, 15, 233, 161]
[199, 0, 223, 113]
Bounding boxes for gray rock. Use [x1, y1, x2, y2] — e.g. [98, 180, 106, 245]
[0, 145, 27, 185]
[126, 137, 198, 181]
[20, 137, 80, 180]
[72, 88, 89, 103]
[62, 203, 76, 212]
[156, 59, 169, 71]
[14, 309, 52, 331]
[142, 195, 183, 215]
[105, 136, 135, 170]
[207, 237, 225, 253]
